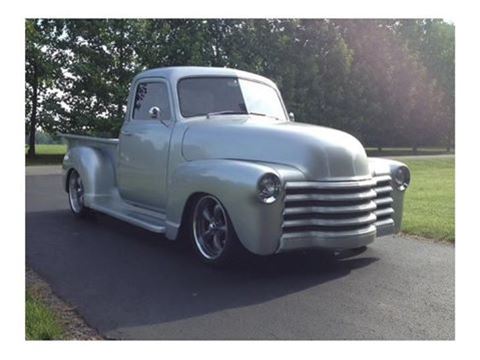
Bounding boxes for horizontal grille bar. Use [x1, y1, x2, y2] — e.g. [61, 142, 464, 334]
[375, 218, 395, 227]
[374, 207, 394, 218]
[282, 224, 376, 238]
[373, 175, 392, 183]
[374, 197, 393, 207]
[374, 185, 393, 195]
[283, 213, 377, 228]
[285, 178, 376, 190]
[283, 201, 377, 215]
[285, 189, 377, 203]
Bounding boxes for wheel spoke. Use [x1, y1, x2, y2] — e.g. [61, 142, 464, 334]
[204, 228, 214, 238]
[202, 208, 213, 222]
[216, 225, 226, 234]
[212, 233, 223, 252]
[213, 204, 223, 223]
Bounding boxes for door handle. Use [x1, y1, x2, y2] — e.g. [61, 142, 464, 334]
[121, 131, 133, 137]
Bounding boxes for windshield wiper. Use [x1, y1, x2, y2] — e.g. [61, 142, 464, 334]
[247, 112, 278, 119]
[206, 110, 248, 118]
[206, 110, 279, 120]
[247, 112, 280, 120]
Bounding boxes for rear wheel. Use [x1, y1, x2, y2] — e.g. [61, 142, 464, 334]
[190, 194, 243, 265]
[67, 169, 90, 218]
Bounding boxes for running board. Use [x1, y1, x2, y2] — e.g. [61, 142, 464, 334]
[89, 195, 166, 233]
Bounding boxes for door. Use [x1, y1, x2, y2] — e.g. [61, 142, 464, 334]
[117, 78, 174, 210]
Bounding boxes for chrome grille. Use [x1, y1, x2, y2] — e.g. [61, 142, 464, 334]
[282, 175, 394, 236]
[372, 175, 394, 225]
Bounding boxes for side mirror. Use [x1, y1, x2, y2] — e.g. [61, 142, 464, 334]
[149, 106, 161, 119]
[288, 112, 295, 122]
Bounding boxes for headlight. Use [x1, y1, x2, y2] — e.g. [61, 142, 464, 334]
[393, 166, 410, 191]
[257, 173, 281, 203]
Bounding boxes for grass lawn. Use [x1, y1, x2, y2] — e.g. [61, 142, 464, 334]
[397, 157, 455, 242]
[25, 144, 67, 166]
[25, 144, 67, 155]
[366, 147, 453, 157]
[26, 291, 64, 340]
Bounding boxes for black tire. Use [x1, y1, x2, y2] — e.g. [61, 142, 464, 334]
[67, 169, 91, 218]
[188, 194, 244, 266]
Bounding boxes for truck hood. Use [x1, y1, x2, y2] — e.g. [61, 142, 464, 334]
[181, 117, 370, 181]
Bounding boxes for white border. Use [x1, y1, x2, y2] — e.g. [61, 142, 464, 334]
[2, 0, 479, 359]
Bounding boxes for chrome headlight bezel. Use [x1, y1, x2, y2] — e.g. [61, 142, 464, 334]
[257, 173, 281, 204]
[393, 166, 411, 191]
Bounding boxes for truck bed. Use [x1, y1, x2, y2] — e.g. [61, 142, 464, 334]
[60, 133, 119, 164]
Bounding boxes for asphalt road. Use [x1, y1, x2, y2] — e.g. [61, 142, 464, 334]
[26, 169, 455, 340]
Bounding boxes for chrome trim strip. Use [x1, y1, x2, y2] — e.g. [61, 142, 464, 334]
[374, 185, 393, 194]
[283, 213, 377, 228]
[373, 175, 392, 183]
[285, 178, 376, 190]
[374, 197, 394, 206]
[285, 189, 377, 202]
[374, 207, 395, 217]
[281, 224, 376, 239]
[283, 201, 377, 215]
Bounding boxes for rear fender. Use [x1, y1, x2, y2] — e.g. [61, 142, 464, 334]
[62, 146, 116, 207]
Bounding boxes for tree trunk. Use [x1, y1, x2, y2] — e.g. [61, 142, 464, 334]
[116, 22, 125, 134]
[27, 63, 38, 159]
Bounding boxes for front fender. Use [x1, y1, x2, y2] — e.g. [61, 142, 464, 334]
[62, 146, 116, 207]
[166, 159, 304, 255]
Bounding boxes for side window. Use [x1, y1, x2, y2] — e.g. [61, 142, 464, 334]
[132, 82, 171, 120]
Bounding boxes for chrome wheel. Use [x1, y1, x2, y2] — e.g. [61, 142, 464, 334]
[68, 170, 85, 214]
[193, 195, 228, 260]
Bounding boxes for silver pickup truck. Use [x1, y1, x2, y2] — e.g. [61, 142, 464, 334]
[61, 66, 410, 265]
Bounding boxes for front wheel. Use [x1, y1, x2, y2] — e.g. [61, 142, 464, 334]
[67, 169, 90, 218]
[190, 194, 243, 265]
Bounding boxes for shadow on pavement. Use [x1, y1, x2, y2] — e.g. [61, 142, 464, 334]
[26, 208, 378, 334]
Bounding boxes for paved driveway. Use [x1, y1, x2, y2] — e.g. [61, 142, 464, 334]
[26, 169, 454, 340]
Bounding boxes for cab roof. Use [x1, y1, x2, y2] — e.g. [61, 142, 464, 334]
[133, 66, 278, 88]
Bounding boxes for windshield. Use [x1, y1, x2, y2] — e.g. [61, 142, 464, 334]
[177, 77, 286, 120]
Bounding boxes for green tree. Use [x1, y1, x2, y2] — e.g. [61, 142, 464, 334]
[396, 19, 455, 150]
[25, 19, 66, 158]
[27, 18, 454, 152]
[334, 19, 447, 151]
[59, 19, 142, 136]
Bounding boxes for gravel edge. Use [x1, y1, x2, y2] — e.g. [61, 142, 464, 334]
[398, 232, 455, 246]
[26, 267, 104, 340]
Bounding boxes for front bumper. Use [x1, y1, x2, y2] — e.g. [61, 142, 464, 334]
[276, 218, 395, 252]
